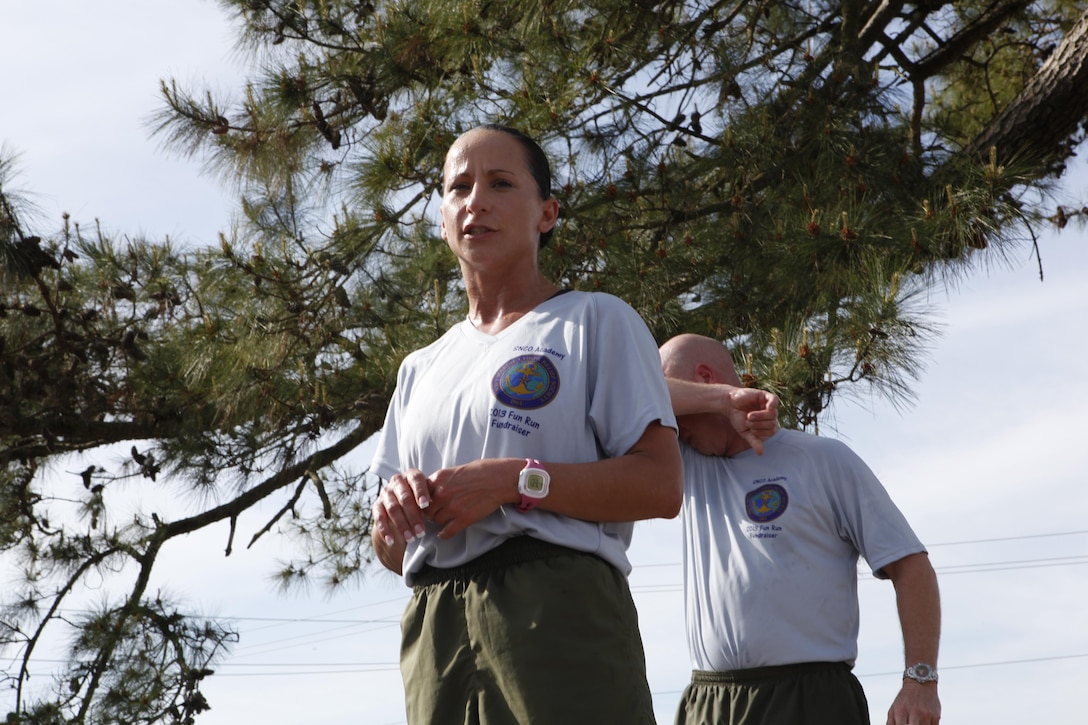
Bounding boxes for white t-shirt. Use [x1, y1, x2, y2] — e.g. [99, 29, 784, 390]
[681, 429, 925, 670]
[371, 290, 677, 585]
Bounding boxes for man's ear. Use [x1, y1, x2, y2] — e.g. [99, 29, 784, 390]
[694, 363, 715, 384]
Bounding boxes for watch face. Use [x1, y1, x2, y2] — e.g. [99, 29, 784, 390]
[906, 663, 936, 682]
[525, 473, 546, 493]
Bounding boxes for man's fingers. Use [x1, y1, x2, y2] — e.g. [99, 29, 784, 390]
[743, 431, 765, 455]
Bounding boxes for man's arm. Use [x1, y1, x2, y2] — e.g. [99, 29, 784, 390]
[882, 552, 942, 725]
[665, 378, 778, 454]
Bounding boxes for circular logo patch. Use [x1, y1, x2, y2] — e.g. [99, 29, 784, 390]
[492, 355, 560, 409]
[745, 483, 789, 523]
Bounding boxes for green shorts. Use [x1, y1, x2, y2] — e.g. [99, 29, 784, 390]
[673, 662, 869, 725]
[401, 536, 655, 725]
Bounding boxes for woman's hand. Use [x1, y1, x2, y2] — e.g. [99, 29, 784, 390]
[426, 458, 522, 540]
[371, 468, 432, 574]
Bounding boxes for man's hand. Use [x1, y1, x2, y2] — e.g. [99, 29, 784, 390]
[886, 681, 940, 725]
[725, 387, 779, 455]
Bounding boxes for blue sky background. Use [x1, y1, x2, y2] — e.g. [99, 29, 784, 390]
[2, 3, 1087, 723]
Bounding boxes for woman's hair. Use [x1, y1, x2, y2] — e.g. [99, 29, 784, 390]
[477, 123, 556, 248]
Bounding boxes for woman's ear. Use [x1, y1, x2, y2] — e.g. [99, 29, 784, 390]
[538, 197, 559, 233]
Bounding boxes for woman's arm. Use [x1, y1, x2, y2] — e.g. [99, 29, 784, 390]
[422, 420, 683, 540]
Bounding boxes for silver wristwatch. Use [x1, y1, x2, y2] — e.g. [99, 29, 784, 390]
[903, 662, 938, 684]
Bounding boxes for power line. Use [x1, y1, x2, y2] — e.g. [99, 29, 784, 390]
[926, 529, 1088, 547]
[24, 651, 1088, 681]
[857, 651, 1088, 678]
[213, 666, 400, 677]
[13, 526, 1085, 680]
[630, 528, 1088, 582]
[929, 554, 1088, 575]
[40, 529, 1088, 627]
[218, 593, 409, 633]
[630, 554, 1088, 594]
[230, 620, 398, 659]
[222, 615, 399, 624]
[651, 652, 1088, 697]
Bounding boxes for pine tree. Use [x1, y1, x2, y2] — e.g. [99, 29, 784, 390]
[3, 1, 1087, 721]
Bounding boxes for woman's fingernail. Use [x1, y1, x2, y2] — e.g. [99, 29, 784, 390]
[418, 496, 430, 509]
[384, 535, 395, 546]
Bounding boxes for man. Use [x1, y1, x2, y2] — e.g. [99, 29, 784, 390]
[659, 333, 941, 725]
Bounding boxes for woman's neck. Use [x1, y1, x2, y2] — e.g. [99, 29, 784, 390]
[465, 274, 559, 335]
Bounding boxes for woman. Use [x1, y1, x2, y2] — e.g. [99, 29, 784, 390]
[369, 124, 683, 724]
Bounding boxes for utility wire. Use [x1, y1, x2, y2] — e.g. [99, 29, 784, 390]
[626, 529, 1088, 579]
[41, 530, 1088, 626]
[857, 651, 1088, 678]
[926, 528, 1088, 547]
[13, 527, 1085, 681]
[29, 650, 1084, 680]
[629, 554, 1088, 594]
[650, 652, 1088, 696]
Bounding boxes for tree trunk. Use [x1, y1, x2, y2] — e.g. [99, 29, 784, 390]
[967, 9, 1088, 170]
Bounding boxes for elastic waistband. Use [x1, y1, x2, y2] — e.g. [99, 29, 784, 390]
[412, 536, 588, 588]
[692, 661, 850, 685]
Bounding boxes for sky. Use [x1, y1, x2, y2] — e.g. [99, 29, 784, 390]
[2, 3, 1087, 724]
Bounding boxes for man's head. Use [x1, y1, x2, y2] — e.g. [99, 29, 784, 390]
[659, 333, 747, 456]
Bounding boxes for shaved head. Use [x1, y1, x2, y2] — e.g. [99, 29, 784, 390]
[659, 333, 743, 387]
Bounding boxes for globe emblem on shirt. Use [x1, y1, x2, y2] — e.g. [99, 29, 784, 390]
[745, 483, 788, 523]
[492, 355, 560, 409]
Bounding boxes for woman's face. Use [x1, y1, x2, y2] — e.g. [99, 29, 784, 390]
[440, 128, 558, 271]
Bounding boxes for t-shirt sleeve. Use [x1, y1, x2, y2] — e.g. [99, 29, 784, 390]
[369, 363, 409, 482]
[825, 438, 926, 579]
[585, 294, 678, 458]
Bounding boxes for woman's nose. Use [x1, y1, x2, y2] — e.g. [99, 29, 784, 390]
[465, 184, 488, 213]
